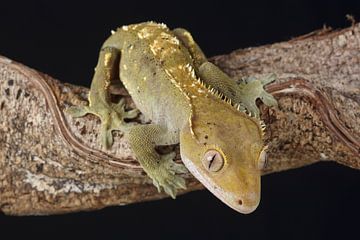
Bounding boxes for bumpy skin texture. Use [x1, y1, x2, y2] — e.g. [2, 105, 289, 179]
[67, 22, 277, 214]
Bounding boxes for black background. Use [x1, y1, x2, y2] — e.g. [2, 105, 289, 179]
[1, 1, 360, 240]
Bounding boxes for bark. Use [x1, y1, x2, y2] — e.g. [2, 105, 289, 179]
[0, 24, 359, 216]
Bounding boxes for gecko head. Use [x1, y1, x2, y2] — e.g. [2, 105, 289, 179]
[180, 106, 267, 214]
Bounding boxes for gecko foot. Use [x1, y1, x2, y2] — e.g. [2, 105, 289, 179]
[149, 152, 188, 199]
[66, 98, 140, 148]
[237, 73, 278, 118]
[111, 98, 140, 119]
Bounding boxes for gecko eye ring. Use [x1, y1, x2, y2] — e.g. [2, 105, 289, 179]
[202, 150, 224, 172]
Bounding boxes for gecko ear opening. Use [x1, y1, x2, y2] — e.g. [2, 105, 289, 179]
[257, 147, 268, 170]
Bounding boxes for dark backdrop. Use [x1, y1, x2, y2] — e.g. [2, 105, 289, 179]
[1, 1, 360, 240]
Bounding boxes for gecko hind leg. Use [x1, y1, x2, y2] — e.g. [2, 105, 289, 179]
[198, 61, 278, 118]
[66, 47, 139, 148]
[236, 73, 278, 118]
[172, 28, 277, 118]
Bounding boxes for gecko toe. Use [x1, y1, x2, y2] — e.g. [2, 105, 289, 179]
[66, 105, 90, 118]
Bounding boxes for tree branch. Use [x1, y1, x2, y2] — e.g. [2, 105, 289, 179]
[0, 24, 359, 215]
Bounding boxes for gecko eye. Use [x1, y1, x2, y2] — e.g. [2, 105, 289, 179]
[258, 148, 268, 170]
[202, 149, 224, 172]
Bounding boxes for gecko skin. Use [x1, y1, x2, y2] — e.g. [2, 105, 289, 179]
[67, 22, 277, 214]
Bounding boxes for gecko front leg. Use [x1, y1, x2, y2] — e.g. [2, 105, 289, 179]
[66, 47, 139, 148]
[128, 124, 188, 198]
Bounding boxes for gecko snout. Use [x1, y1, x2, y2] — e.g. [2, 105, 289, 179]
[229, 196, 259, 214]
[233, 191, 260, 214]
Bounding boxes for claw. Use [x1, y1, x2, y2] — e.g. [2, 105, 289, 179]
[162, 152, 177, 162]
[243, 100, 260, 118]
[100, 126, 113, 149]
[260, 91, 278, 108]
[260, 73, 276, 85]
[164, 185, 176, 199]
[149, 151, 188, 198]
[173, 176, 187, 189]
[112, 99, 126, 113]
[237, 74, 278, 118]
[169, 162, 188, 174]
[111, 98, 140, 120]
[118, 98, 126, 106]
[66, 106, 89, 117]
[125, 109, 141, 119]
[152, 179, 162, 192]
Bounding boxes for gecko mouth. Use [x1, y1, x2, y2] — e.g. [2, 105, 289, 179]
[181, 154, 260, 214]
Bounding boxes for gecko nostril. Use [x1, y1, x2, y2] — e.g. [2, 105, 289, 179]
[238, 199, 243, 205]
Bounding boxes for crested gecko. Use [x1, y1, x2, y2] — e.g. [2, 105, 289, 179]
[67, 22, 277, 214]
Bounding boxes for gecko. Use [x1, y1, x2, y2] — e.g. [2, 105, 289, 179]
[67, 21, 277, 214]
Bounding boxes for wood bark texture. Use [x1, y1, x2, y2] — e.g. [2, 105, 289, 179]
[0, 24, 359, 216]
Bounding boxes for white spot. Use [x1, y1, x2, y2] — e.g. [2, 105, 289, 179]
[160, 32, 180, 45]
[147, 21, 158, 26]
[22, 170, 114, 195]
[75, 170, 85, 175]
[122, 25, 129, 31]
[150, 46, 157, 55]
[138, 27, 153, 39]
[33, 156, 64, 169]
[320, 153, 328, 159]
[111, 30, 116, 35]
[62, 86, 69, 93]
[123, 64, 128, 70]
[149, 39, 160, 55]
[164, 69, 172, 77]
[2, 57, 12, 63]
[338, 35, 347, 47]
[159, 23, 168, 29]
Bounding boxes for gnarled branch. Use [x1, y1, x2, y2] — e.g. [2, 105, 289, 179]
[0, 24, 359, 215]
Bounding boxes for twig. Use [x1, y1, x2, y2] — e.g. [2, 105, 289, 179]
[0, 23, 359, 215]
